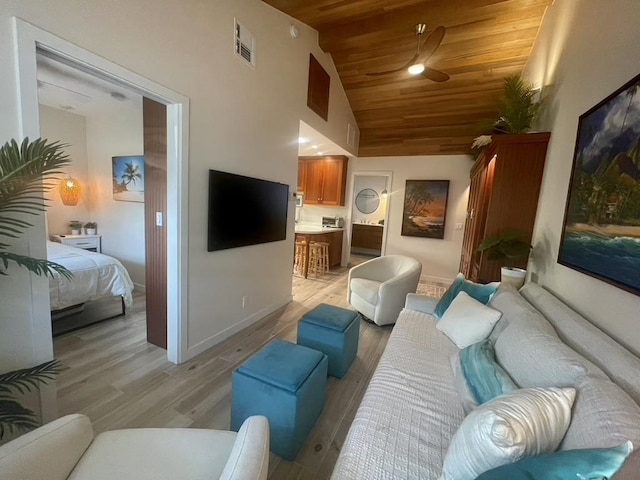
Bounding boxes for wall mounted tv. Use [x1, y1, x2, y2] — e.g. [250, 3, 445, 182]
[208, 169, 289, 252]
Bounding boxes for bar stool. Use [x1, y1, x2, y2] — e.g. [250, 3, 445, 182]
[294, 241, 307, 276]
[308, 242, 330, 277]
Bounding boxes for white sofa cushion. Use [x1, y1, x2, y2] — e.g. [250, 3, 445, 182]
[0, 414, 93, 480]
[68, 428, 238, 480]
[520, 282, 640, 406]
[440, 387, 576, 480]
[350, 278, 381, 305]
[436, 292, 502, 349]
[561, 376, 640, 451]
[331, 308, 465, 479]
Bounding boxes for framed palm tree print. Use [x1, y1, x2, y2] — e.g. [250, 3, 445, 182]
[112, 155, 145, 203]
[401, 180, 450, 239]
[558, 73, 640, 296]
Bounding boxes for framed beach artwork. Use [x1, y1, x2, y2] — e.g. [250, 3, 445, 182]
[112, 155, 145, 203]
[401, 180, 449, 239]
[559, 73, 640, 296]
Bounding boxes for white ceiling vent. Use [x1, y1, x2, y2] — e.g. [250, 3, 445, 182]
[235, 20, 255, 67]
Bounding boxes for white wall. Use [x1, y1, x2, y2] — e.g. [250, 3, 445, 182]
[38, 105, 90, 236]
[523, 0, 640, 355]
[85, 99, 145, 288]
[0, 0, 359, 369]
[351, 156, 471, 283]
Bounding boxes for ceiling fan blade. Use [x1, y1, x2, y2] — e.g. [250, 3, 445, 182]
[421, 67, 450, 82]
[419, 26, 446, 63]
[366, 52, 419, 77]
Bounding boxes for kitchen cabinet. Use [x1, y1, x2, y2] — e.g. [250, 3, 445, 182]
[295, 230, 343, 274]
[351, 224, 383, 254]
[298, 155, 348, 206]
[460, 133, 550, 283]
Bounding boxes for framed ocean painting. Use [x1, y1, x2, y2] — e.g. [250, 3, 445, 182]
[401, 180, 449, 239]
[558, 73, 640, 296]
[112, 155, 145, 203]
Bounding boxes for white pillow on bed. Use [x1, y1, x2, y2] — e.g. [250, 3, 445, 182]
[436, 291, 502, 349]
[439, 387, 576, 480]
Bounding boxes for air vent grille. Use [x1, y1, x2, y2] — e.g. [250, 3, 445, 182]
[235, 20, 255, 67]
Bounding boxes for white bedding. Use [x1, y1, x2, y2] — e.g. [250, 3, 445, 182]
[331, 309, 465, 480]
[47, 241, 134, 311]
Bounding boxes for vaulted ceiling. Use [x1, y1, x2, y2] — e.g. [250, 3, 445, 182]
[263, 0, 551, 157]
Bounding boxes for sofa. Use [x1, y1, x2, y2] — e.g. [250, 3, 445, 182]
[331, 281, 640, 479]
[0, 413, 269, 480]
[347, 255, 422, 326]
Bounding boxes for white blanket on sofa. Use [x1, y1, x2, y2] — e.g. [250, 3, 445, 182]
[332, 309, 465, 480]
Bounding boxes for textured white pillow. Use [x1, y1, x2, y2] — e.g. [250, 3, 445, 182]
[439, 387, 576, 480]
[436, 291, 502, 348]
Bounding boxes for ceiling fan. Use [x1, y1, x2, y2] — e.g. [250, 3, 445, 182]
[366, 24, 450, 82]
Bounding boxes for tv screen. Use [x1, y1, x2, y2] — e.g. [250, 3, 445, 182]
[208, 170, 289, 252]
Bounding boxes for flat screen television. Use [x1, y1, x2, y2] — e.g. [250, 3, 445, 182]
[208, 170, 289, 252]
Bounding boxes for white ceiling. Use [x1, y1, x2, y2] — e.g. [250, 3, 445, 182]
[36, 53, 142, 119]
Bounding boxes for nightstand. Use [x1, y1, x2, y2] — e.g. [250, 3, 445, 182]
[51, 234, 102, 253]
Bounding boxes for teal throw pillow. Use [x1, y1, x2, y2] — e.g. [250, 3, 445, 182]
[460, 339, 517, 406]
[475, 441, 634, 480]
[435, 273, 499, 319]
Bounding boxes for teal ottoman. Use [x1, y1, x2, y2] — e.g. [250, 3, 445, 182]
[297, 303, 360, 378]
[230, 340, 328, 461]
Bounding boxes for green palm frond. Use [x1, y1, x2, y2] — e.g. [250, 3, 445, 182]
[0, 138, 71, 240]
[0, 360, 62, 396]
[0, 397, 39, 439]
[494, 75, 541, 134]
[0, 252, 73, 279]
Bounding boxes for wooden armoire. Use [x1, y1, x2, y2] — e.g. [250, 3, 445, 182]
[460, 133, 550, 283]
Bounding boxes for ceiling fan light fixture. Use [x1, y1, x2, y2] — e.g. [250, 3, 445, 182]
[408, 63, 425, 75]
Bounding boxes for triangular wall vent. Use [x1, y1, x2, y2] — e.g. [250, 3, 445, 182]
[235, 20, 255, 67]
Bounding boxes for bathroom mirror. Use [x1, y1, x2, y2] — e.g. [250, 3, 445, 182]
[355, 188, 380, 214]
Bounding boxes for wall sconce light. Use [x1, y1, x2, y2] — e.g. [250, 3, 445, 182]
[59, 177, 81, 206]
[381, 179, 389, 198]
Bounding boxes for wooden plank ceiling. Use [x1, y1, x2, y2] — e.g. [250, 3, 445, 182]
[262, 0, 551, 157]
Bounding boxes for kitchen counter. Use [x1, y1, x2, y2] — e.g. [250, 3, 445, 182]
[294, 225, 344, 234]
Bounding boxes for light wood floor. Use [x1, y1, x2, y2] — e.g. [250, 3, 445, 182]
[53, 259, 392, 479]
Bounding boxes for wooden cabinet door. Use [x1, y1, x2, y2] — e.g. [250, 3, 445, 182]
[304, 159, 324, 205]
[319, 156, 347, 206]
[297, 159, 307, 193]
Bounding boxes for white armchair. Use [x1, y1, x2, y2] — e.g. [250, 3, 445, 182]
[347, 255, 422, 326]
[0, 414, 269, 480]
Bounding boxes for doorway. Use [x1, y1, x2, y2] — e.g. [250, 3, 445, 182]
[15, 19, 189, 363]
[348, 172, 392, 263]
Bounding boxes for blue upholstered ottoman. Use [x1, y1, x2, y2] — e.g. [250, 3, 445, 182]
[230, 339, 328, 461]
[297, 303, 360, 378]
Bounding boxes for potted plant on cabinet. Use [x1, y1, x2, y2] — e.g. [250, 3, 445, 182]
[477, 230, 532, 288]
[84, 221, 97, 235]
[69, 220, 82, 235]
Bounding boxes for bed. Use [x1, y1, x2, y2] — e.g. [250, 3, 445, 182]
[47, 240, 134, 312]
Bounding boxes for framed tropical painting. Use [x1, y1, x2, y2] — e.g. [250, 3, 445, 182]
[401, 180, 450, 239]
[558, 73, 640, 296]
[112, 155, 145, 203]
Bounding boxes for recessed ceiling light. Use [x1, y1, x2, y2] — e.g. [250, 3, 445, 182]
[317, 151, 323, 155]
[312, 145, 319, 149]
[298, 136, 309, 144]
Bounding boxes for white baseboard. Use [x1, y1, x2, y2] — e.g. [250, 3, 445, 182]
[420, 274, 453, 286]
[183, 295, 294, 361]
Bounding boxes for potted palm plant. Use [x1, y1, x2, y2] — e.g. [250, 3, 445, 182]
[477, 230, 532, 288]
[0, 137, 72, 440]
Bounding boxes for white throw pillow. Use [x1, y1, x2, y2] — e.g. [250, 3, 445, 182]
[439, 387, 576, 480]
[436, 291, 502, 348]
